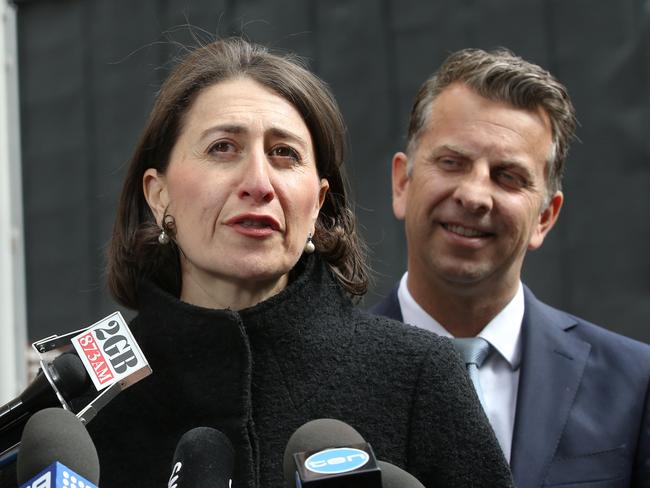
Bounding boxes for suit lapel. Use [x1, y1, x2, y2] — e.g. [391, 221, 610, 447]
[369, 284, 403, 321]
[510, 288, 591, 487]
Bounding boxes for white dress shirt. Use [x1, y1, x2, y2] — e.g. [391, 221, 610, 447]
[397, 272, 523, 462]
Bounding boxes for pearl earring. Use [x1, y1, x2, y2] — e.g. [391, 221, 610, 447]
[304, 233, 315, 254]
[158, 228, 170, 245]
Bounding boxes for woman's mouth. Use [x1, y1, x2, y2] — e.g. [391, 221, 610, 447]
[239, 219, 273, 229]
[225, 214, 281, 237]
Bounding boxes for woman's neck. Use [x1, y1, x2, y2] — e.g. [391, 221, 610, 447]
[180, 268, 288, 311]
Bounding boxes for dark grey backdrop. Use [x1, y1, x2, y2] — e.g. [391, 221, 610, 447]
[14, 0, 650, 343]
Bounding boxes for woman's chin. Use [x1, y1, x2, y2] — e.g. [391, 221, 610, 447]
[207, 260, 294, 291]
[225, 252, 300, 281]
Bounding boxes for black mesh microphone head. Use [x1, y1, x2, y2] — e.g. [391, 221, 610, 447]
[16, 407, 99, 485]
[377, 461, 425, 488]
[283, 419, 366, 488]
[170, 427, 234, 488]
[19, 353, 90, 413]
[49, 353, 91, 399]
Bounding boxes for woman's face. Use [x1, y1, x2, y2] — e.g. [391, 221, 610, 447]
[144, 77, 328, 307]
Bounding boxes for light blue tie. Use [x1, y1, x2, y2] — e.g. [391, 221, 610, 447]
[453, 337, 491, 411]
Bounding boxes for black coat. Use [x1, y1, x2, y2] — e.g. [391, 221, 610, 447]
[86, 255, 512, 487]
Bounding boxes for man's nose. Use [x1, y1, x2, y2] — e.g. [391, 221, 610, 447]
[452, 164, 493, 214]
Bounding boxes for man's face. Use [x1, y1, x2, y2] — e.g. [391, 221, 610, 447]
[392, 83, 562, 297]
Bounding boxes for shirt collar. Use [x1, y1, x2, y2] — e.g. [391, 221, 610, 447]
[397, 273, 523, 370]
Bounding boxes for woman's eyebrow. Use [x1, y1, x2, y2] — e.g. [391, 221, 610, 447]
[199, 124, 248, 141]
[266, 127, 308, 148]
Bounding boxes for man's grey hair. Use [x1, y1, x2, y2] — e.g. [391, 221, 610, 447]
[405, 48, 577, 196]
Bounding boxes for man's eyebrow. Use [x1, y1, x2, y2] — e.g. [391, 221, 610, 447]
[426, 144, 472, 160]
[431, 144, 532, 167]
[497, 160, 535, 179]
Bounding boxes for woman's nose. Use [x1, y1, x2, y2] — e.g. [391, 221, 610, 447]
[238, 148, 275, 203]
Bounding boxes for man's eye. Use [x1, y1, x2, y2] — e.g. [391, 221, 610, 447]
[496, 170, 527, 189]
[438, 158, 461, 169]
[269, 145, 300, 162]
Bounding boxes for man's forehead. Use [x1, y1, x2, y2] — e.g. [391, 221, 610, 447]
[430, 83, 551, 126]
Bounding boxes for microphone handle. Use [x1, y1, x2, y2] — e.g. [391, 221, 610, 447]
[0, 398, 26, 431]
[0, 373, 60, 454]
[0, 374, 59, 432]
[0, 402, 29, 458]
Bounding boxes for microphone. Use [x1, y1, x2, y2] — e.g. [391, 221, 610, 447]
[1, 312, 152, 475]
[377, 461, 425, 488]
[16, 407, 99, 488]
[167, 427, 234, 488]
[283, 419, 381, 487]
[0, 354, 89, 429]
[0, 354, 90, 456]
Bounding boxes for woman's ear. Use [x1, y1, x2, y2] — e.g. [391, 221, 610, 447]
[312, 178, 330, 220]
[318, 178, 329, 209]
[143, 168, 169, 224]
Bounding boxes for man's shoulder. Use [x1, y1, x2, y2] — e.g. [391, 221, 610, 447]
[524, 286, 650, 366]
[367, 283, 402, 321]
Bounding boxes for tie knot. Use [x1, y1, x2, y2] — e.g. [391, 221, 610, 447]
[453, 337, 491, 368]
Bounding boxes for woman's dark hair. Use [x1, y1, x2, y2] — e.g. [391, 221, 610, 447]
[107, 38, 369, 309]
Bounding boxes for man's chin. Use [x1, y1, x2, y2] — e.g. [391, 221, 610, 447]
[434, 262, 494, 288]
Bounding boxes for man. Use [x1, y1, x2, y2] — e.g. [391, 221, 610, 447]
[371, 48, 650, 487]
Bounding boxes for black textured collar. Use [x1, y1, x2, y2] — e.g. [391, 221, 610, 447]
[133, 254, 357, 411]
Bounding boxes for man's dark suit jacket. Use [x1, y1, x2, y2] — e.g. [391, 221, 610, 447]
[370, 284, 650, 488]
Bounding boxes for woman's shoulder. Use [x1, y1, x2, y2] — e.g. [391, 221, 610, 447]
[351, 306, 445, 339]
[346, 307, 458, 361]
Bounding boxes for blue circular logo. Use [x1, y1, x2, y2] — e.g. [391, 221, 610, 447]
[304, 447, 370, 474]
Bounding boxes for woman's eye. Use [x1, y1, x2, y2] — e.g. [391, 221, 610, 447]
[269, 145, 300, 162]
[208, 141, 237, 155]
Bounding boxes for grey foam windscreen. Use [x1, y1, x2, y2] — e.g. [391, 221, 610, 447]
[282, 418, 366, 488]
[16, 407, 99, 485]
[377, 460, 425, 488]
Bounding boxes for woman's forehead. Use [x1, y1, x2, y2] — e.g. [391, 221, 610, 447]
[182, 78, 311, 139]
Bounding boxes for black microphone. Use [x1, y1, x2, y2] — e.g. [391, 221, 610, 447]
[0, 354, 90, 457]
[0, 353, 89, 431]
[283, 419, 381, 487]
[167, 427, 234, 488]
[377, 461, 425, 488]
[16, 407, 100, 487]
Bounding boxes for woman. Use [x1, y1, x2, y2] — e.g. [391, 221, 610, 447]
[87, 38, 512, 487]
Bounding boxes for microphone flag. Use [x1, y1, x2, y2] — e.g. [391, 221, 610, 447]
[70, 311, 149, 391]
[293, 442, 381, 487]
[18, 462, 97, 488]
